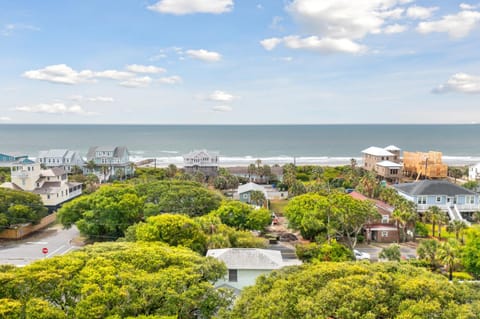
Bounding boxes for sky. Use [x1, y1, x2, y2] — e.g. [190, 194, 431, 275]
[0, 0, 480, 124]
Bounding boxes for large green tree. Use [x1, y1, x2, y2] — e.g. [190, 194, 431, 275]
[211, 200, 271, 231]
[0, 188, 47, 228]
[462, 227, 480, 279]
[0, 242, 231, 319]
[222, 262, 480, 319]
[57, 184, 144, 240]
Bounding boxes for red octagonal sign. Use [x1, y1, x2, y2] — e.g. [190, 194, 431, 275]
[42, 247, 48, 254]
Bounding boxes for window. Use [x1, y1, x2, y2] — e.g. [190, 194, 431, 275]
[243, 194, 248, 199]
[381, 231, 389, 237]
[417, 196, 427, 205]
[466, 196, 475, 204]
[390, 169, 399, 175]
[228, 269, 238, 282]
[436, 196, 442, 203]
[381, 215, 389, 224]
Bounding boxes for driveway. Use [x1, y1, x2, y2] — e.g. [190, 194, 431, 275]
[0, 225, 81, 267]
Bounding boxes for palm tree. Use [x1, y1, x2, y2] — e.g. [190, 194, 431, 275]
[249, 190, 266, 207]
[247, 164, 256, 182]
[85, 159, 98, 174]
[417, 239, 439, 271]
[473, 211, 480, 223]
[438, 239, 461, 281]
[437, 212, 448, 239]
[425, 206, 442, 237]
[446, 220, 468, 242]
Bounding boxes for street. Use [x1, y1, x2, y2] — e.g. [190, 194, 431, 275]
[355, 242, 418, 261]
[0, 225, 81, 267]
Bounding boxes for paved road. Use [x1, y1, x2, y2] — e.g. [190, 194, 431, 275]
[0, 225, 81, 267]
[356, 243, 417, 261]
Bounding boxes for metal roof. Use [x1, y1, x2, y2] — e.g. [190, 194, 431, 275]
[207, 248, 285, 270]
[376, 160, 402, 168]
[361, 146, 394, 156]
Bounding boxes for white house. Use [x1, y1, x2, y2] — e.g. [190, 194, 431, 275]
[37, 149, 84, 173]
[85, 146, 133, 182]
[183, 149, 219, 178]
[206, 248, 301, 292]
[362, 145, 402, 182]
[236, 182, 288, 204]
[1, 160, 82, 211]
[468, 163, 480, 181]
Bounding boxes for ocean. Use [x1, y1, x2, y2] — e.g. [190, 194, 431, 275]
[1, 124, 480, 167]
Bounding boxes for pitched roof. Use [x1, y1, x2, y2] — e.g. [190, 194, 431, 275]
[238, 182, 266, 194]
[206, 248, 285, 270]
[376, 160, 402, 168]
[87, 146, 129, 159]
[393, 180, 475, 196]
[385, 145, 401, 151]
[183, 149, 219, 158]
[42, 167, 66, 177]
[38, 149, 69, 158]
[362, 146, 394, 157]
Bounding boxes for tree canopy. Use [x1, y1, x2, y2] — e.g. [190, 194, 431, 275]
[211, 200, 271, 231]
[223, 262, 480, 319]
[0, 242, 231, 319]
[0, 188, 47, 228]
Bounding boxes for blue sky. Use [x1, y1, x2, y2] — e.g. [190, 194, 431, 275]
[1, 0, 480, 124]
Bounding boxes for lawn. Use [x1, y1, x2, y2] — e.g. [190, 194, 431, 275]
[270, 199, 288, 215]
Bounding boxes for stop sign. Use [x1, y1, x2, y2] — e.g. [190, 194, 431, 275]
[42, 247, 48, 254]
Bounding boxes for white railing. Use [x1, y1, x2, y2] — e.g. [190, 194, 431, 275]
[454, 205, 472, 226]
[416, 204, 448, 212]
[455, 204, 480, 212]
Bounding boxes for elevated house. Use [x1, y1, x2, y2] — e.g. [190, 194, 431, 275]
[1, 160, 82, 211]
[468, 163, 480, 181]
[0, 152, 28, 167]
[349, 191, 400, 243]
[206, 248, 301, 293]
[361, 145, 402, 183]
[393, 180, 475, 223]
[183, 150, 219, 179]
[235, 182, 288, 204]
[85, 146, 133, 182]
[37, 149, 84, 173]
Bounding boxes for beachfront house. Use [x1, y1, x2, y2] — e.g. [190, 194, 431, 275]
[1, 160, 82, 211]
[393, 180, 476, 223]
[183, 149, 219, 179]
[0, 152, 28, 167]
[468, 163, 480, 181]
[206, 248, 301, 293]
[349, 191, 400, 243]
[37, 149, 85, 173]
[362, 145, 402, 183]
[85, 146, 134, 182]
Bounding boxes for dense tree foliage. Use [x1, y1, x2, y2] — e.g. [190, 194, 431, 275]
[379, 244, 401, 261]
[295, 241, 354, 262]
[223, 262, 480, 319]
[58, 184, 144, 240]
[462, 227, 480, 279]
[135, 180, 222, 217]
[0, 242, 231, 319]
[285, 192, 379, 247]
[211, 201, 271, 231]
[0, 188, 47, 228]
[0, 167, 10, 184]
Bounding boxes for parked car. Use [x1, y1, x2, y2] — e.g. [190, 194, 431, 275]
[354, 249, 371, 261]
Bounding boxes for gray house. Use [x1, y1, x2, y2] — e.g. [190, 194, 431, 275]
[37, 149, 84, 173]
[183, 149, 219, 179]
[85, 146, 134, 181]
[206, 248, 301, 293]
[393, 180, 476, 223]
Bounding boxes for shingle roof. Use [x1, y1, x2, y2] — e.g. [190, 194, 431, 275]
[393, 180, 475, 196]
[38, 149, 68, 158]
[238, 182, 266, 194]
[362, 146, 394, 156]
[206, 248, 285, 270]
[86, 146, 129, 159]
[42, 167, 66, 177]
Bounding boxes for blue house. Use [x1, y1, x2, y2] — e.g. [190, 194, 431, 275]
[393, 180, 476, 223]
[0, 152, 28, 167]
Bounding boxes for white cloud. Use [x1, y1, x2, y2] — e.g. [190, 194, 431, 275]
[15, 103, 94, 115]
[70, 95, 115, 102]
[406, 6, 438, 19]
[94, 70, 134, 80]
[0, 116, 11, 121]
[417, 10, 480, 38]
[126, 64, 166, 74]
[286, 0, 409, 40]
[119, 76, 153, 88]
[433, 73, 480, 94]
[460, 3, 480, 10]
[158, 76, 182, 84]
[383, 24, 408, 34]
[262, 36, 367, 54]
[1, 23, 39, 36]
[209, 90, 236, 102]
[270, 16, 284, 30]
[148, 0, 233, 15]
[186, 49, 222, 62]
[275, 57, 294, 62]
[260, 38, 283, 51]
[23, 64, 94, 85]
[212, 105, 233, 112]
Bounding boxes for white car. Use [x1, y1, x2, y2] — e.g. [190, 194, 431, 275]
[354, 249, 371, 261]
